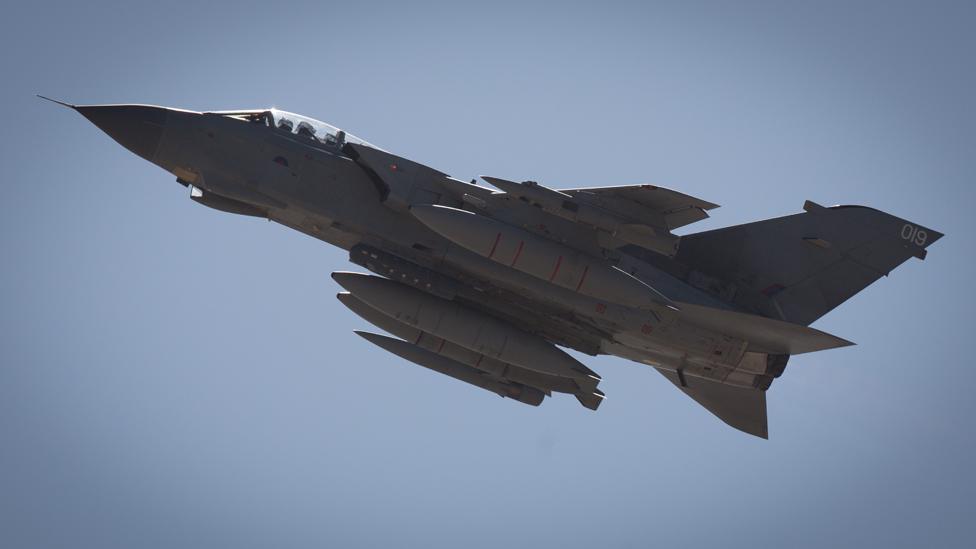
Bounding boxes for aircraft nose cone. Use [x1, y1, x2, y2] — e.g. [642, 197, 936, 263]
[75, 105, 167, 161]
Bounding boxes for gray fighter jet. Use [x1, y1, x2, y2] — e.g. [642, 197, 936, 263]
[44, 96, 943, 438]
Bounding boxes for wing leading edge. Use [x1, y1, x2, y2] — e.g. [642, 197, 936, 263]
[563, 184, 719, 230]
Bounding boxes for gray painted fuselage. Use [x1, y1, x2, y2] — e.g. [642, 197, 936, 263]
[55, 100, 943, 438]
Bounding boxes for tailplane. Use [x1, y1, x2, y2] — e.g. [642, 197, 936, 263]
[656, 367, 769, 438]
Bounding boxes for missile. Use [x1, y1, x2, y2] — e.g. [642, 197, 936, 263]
[409, 204, 677, 310]
[336, 292, 605, 409]
[331, 271, 601, 392]
[482, 176, 680, 256]
[355, 331, 545, 406]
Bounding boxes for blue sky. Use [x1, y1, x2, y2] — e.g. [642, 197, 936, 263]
[1, 1, 973, 547]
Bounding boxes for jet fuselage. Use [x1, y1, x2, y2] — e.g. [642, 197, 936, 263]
[54, 100, 941, 438]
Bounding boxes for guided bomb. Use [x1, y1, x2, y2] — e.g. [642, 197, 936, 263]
[330, 271, 601, 392]
[337, 292, 604, 410]
[356, 331, 546, 406]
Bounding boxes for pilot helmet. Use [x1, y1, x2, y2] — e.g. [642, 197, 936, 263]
[296, 121, 316, 137]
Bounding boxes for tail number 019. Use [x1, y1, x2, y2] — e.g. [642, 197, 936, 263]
[901, 224, 928, 246]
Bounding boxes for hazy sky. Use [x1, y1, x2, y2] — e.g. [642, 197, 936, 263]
[1, 1, 973, 547]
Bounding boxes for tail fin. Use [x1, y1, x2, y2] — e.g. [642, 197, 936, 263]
[676, 201, 943, 326]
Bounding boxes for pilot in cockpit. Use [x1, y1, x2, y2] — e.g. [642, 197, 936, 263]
[296, 121, 317, 139]
[277, 118, 294, 132]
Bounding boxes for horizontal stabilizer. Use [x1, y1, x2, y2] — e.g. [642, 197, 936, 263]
[677, 302, 854, 355]
[575, 388, 606, 411]
[656, 368, 768, 438]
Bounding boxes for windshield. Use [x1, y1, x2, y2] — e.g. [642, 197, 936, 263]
[269, 109, 377, 149]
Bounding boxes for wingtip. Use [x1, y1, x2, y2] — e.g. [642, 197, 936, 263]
[832, 336, 857, 348]
[353, 329, 381, 342]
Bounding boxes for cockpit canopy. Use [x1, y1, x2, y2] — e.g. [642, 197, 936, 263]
[211, 108, 379, 150]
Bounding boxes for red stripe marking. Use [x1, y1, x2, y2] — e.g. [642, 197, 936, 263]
[510, 240, 524, 267]
[548, 255, 563, 282]
[575, 265, 590, 292]
[414, 332, 424, 345]
[475, 355, 484, 367]
[437, 338, 446, 353]
[487, 232, 502, 259]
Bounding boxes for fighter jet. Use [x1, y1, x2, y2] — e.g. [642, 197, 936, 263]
[43, 96, 943, 438]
